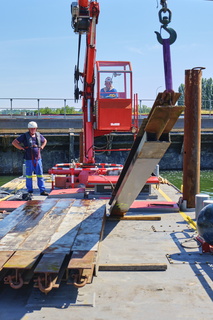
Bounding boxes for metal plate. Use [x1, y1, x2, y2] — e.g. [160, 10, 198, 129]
[68, 250, 96, 270]
[34, 253, 67, 273]
[26, 282, 95, 308]
[0, 251, 14, 270]
[3, 250, 41, 269]
[166, 252, 213, 265]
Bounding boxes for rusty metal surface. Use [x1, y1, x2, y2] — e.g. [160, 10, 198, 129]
[72, 200, 106, 251]
[109, 138, 170, 216]
[183, 69, 202, 207]
[16, 199, 75, 251]
[0, 199, 106, 280]
[0, 200, 55, 240]
[146, 91, 181, 120]
[3, 250, 41, 269]
[109, 92, 183, 217]
[43, 203, 85, 254]
[0, 200, 58, 244]
[68, 250, 96, 269]
[0, 251, 14, 270]
[34, 253, 67, 273]
[145, 105, 184, 138]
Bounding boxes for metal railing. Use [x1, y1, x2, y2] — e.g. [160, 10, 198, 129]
[0, 97, 213, 118]
[0, 98, 82, 118]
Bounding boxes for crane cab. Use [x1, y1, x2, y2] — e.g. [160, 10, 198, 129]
[95, 61, 134, 132]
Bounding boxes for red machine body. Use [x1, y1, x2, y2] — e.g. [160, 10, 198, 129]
[95, 61, 134, 133]
[71, 0, 138, 164]
[49, 1, 139, 189]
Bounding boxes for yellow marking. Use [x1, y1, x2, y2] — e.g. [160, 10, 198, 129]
[0, 195, 11, 202]
[156, 186, 173, 202]
[179, 211, 197, 230]
[157, 186, 197, 230]
[14, 181, 25, 192]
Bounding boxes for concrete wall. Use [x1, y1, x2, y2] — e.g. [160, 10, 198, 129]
[1, 132, 213, 175]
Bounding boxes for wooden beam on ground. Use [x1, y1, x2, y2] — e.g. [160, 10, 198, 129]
[107, 216, 161, 221]
[98, 263, 167, 271]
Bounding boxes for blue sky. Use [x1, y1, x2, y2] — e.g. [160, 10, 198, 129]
[0, 0, 212, 109]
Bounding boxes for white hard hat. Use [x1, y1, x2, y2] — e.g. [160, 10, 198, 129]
[28, 121, 38, 128]
[105, 77, 112, 83]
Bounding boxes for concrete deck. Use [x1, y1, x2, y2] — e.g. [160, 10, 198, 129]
[0, 176, 212, 320]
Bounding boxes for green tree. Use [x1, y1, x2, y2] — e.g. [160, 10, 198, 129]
[138, 104, 151, 114]
[178, 84, 184, 105]
[178, 77, 213, 109]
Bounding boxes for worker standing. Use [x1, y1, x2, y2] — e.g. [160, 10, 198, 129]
[12, 121, 49, 196]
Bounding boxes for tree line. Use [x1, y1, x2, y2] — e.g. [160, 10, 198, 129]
[178, 77, 213, 109]
[0, 105, 81, 115]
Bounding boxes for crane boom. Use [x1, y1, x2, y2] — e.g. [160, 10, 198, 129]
[71, 0, 100, 163]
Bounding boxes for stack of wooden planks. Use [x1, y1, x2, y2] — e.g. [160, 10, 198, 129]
[0, 198, 106, 292]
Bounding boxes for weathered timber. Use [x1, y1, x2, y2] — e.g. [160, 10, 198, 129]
[107, 216, 161, 221]
[0, 200, 57, 241]
[98, 263, 167, 271]
[3, 250, 41, 269]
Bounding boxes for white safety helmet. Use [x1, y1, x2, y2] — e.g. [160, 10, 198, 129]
[105, 77, 112, 83]
[28, 121, 38, 129]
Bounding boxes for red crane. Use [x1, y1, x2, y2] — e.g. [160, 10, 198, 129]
[71, 0, 138, 164]
[49, 0, 138, 189]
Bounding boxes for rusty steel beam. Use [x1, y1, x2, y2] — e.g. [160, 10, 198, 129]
[183, 68, 203, 208]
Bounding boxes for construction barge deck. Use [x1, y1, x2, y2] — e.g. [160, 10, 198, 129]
[0, 175, 212, 320]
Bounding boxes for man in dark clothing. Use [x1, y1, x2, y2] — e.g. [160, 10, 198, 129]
[12, 121, 48, 196]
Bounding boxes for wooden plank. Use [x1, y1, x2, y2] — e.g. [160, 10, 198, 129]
[98, 263, 167, 271]
[43, 199, 88, 254]
[0, 200, 59, 250]
[3, 250, 41, 269]
[18, 199, 75, 251]
[34, 253, 67, 273]
[107, 216, 161, 221]
[68, 251, 96, 270]
[0, 251, 14, 270]
[71, 200, 106, 251]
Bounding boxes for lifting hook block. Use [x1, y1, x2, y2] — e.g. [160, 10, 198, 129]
[155, 26, 177, 45]
[72, 273, 88, 288]
[4, 274, 24, 289]
[37, 275, 53, 295]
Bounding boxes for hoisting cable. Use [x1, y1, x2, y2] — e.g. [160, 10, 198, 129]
[74, 34, 82, 102]
[155, 0, 177, 92]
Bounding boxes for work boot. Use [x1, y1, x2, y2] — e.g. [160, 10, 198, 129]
[40, 191, 49, 196]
